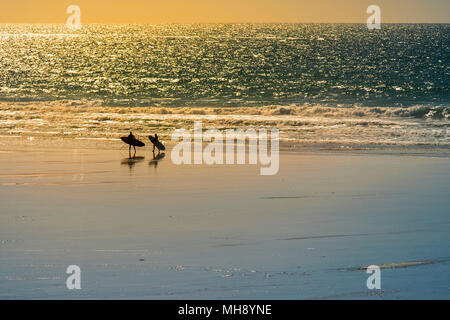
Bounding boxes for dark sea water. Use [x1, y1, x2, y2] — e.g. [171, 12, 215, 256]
[0, 24, 449, 108]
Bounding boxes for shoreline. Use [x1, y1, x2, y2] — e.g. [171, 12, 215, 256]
[1, 136, 449, 159]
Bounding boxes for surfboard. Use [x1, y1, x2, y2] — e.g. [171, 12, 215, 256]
[121, 136, 145, 147]
[148, 135, 166, 151]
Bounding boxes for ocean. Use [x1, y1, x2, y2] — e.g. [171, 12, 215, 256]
[0, 24, 449, 147]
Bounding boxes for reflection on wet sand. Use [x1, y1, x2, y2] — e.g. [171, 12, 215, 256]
[149, 152, 165, 169]
[121, 156, 145, 170]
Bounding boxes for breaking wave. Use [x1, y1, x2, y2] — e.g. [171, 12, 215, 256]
[0, 101, 449, 149]
[2, 100, 449, 119]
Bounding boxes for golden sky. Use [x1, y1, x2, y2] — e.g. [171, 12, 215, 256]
[0, 0, 449, 23]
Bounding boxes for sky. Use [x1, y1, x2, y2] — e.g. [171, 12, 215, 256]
[0, 0, 449, 23]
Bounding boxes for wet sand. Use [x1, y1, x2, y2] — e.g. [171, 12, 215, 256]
[0, 141, 449, 299]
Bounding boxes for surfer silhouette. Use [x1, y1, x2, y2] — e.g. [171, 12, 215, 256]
[128, 131, 137, 155]
[120, 132, 145, 158]
[149, 133, 166, 153]
[152, 134, 159, 153]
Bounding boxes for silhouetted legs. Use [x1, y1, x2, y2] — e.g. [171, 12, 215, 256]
[152, 146, 161, 154]
[129, 145, 136, 158]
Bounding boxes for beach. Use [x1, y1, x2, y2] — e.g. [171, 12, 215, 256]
[1, 139, 449, 299]
[0, 22, 449, 300]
